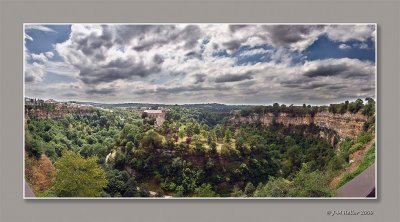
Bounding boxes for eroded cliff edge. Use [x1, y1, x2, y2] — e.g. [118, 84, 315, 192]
[232, 111, 368, 139]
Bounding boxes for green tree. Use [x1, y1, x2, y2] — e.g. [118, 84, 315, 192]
[224, 129, 232, 143]
[288, 164, 333, 197]
[254, 177, 293, 197]
[140, 130, 163, 151]
[362, 97, 375, 117]
[244, 182, 256, 197]
[53, 151, 107, 197]
[123, 177, 139, 197]
[194, 184, 219, 197]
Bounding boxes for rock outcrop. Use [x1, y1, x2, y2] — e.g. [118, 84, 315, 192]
[25, 104, 94, 120]
[232, 112, 368, 138]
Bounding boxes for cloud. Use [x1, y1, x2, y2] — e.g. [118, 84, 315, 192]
[85, 88, 116, 95]
[353, 42, 369, 49]
[55, 25, 180, 85]
[263, 25, 324, 51]
[133, 84, 231, 95]
[25, 33, 33, 41]
[240, 48, 272, 57]
[325, 24, 375, 42]
[338, 44, 351, 50]
[25, 62, 45, 82]
[302, 58, 374, 79]
[25, 25, 56, 33]
[45, 51, 54, 58]
[24, 24, 376, 104]
[31, 53, 49, 63]
[62, 92, 78, 97]
[215, 71, 254, 83]
[222, 40, 242, 51]
[192, 73, 207, 84]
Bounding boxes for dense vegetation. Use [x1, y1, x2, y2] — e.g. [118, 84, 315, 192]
[24, 98, 375, 197]
[239, 97, 376, 117]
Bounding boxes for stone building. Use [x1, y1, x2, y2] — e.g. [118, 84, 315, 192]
[143, 109, 167, 127]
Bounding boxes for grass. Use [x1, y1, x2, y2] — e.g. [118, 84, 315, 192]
[336, 143, 375, 189]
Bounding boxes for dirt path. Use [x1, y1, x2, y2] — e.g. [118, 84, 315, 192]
[330, 139, 375, 189]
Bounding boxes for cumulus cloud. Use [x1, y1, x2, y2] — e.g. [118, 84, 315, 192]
[25, 62, 45, 82]
[325, 24, 375, 42]
[262, 25, 324, 51]
[25, 24, 376, 104]
[215, 71, 254, 83]
[85, 88, 116, 95]
[338, 44, 351, 50]
[31, 53, 50, 63]
[240, 48, 272, 57]
[302, 58, 374, 79]
[353, 42, 369, 49]
[278, 58, 375, 103]
[55, 25, 189, 85]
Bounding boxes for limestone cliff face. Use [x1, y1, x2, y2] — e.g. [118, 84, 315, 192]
[25, 104, 94, 120]
[313, 112, 368, 138]
[232, 111, 368, 138]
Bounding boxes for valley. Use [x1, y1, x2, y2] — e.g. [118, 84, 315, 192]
[24, 98, 376, 198]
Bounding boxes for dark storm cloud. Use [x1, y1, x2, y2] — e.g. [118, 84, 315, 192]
[25, 75, 35, 83]
[229, 25, 249, 32]
[237, 80, 256, 87]
[193, 73, 207, 84]
[79, 62, 162, 84]
[298, 83, 330, 89]
[132, 25, 203, 51]
[112, 25, 158, 45]
[133, 85, 232, 95]
[185, 51, 202, 60]
[360, 87, 374, 92]
[62, 92, 78, 97]
[60, 25, 203, 86]
[327, 85, 347, 90]
[215, 71, 254, 83]
[153, 54, 164, 64]
[222, 40, 242, 51]
[303, 63, 372, 79]
[280, 78, 310, 88]
[264, 25, 324, 47]
[85, 88, 116, 95]
[303, 64, 349, 78]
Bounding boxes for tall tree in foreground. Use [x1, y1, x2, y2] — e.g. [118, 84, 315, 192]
[53, 151, 107, 197]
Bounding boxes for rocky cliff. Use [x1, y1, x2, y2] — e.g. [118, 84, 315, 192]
[25, 104, 94, 120]
[232, 111, 368, 138]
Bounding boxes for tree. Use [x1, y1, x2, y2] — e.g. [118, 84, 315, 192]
[178, 127, 185, 139]
[123, 177, 139, 197]
[224, 129, 232, 143]
[194, 184, 219, 197]
[348, 99, 364, 113]
[140, 130, 163, 151]
[254, 177, 293, 197]
[105, 169, 129, 196]
[192, 134, 204, 154]
[244, 182, 256, 197]
[288, 164, 333, 197]
[114, 150, 126, 170]
[53, 151, 107, 197]
[362, 97, 375, 117]
[25, 154, 55, 194]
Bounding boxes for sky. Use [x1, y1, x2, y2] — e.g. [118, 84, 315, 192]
[24, 24, 376, 105]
